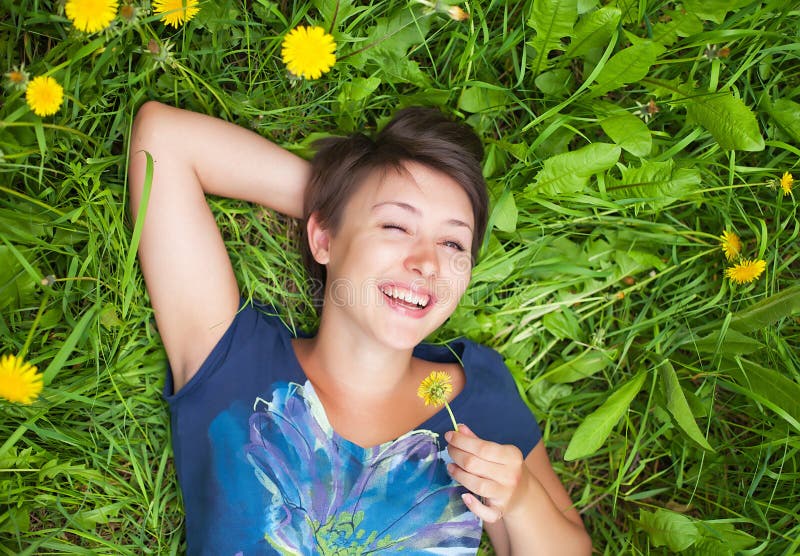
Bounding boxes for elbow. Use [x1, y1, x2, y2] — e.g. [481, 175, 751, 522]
[128, 101, 168, 209]
[130, 100, 166, 155]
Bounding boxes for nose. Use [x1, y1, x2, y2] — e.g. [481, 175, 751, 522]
[405, 238, 439, 278]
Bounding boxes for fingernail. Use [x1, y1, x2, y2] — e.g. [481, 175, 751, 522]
[444, 431, 453, 442]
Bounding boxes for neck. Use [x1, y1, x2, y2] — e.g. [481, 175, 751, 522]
[300, 308, 416, 402]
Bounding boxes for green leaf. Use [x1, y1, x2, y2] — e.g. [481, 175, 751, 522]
[527, 0, 579, 75]
[693, 522, 757, 553]
[685, 328, 765, 355]
[311, 0, 360, 28]
[728, 285, 800, 334]
[650, 9, 703, 47]
[681, 0, 745, 23]
[685, 91, 765, 151]
[566, 7, 621, 58]
[721, 358, 800, 430]
[593, 40, 665, 95]
[491, 189, 518, 233]
[564, 371, 646, 460]
[535, 69, 573, 97]
[458, 84, 509, 113]
[768, 98, 800, 145]
[529, 143, 620, 196]
[0, 245, 38, 311]
[545, 348, 616, 383]
[638, 508, 700, 552]
[599, 113, 652, 157]
[614, 0, 639, 24]
[542, 307, 581, 340]
[42, 305, 97, 385]
[658, 360, 714, 451]
[607, 159, 701, 209]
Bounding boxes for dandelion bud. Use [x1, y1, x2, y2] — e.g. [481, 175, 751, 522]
[448, 6, 469, 21]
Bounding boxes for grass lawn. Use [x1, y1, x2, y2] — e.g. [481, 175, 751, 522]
[1, 0, 799, 553]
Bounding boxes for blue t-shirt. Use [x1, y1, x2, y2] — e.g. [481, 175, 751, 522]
[164, 300, 541, 555]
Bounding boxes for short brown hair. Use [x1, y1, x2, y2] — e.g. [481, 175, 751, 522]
[301, 107, 488, 310]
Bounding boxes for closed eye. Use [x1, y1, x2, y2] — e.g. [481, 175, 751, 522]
[382, 223, 407, 232]
[442, 240, 466, 252]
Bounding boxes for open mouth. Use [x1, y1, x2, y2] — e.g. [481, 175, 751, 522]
[380, 286, 430, 309]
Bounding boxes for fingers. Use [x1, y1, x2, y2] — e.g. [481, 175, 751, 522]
[446, 424, 520, 465]
[445, 424, 527, 521]
[461, 492, 503, 523]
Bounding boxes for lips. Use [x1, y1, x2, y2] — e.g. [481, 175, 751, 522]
[378, 282, 436, 318]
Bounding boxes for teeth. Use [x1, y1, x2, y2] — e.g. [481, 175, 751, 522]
[382, 286, 428, 308]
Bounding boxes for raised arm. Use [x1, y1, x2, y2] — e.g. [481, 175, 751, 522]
[128, 101, 310, 390]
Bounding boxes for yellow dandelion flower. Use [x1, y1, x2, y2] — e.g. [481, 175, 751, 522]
[725, 259, 766, 285]
[719, 230, 742, 261]
[780, 172, 794, 195]
[153, 0, 200, 28]
[281, 25, 336, 80]
[65, 0, 118, 33]
[417, 371, 458, 431]
[25, 75, 64, 117]
[418, 371, 453, 406]
[0, 354, 43, 405]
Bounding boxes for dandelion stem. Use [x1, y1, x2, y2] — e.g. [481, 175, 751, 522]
[444, 401, 459, 432]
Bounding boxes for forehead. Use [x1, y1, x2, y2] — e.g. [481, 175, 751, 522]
[349, 161, 475, 226]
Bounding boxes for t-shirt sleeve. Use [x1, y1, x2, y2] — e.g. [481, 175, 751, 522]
[162, 300, 295, 409]
[462, 341, 542, 457]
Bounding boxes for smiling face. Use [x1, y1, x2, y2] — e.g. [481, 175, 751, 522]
[308, 161, 475, 350]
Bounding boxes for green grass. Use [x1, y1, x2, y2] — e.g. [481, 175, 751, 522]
[2, 0, 799, 553]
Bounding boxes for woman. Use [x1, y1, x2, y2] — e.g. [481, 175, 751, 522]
[128, 101, 591, 555]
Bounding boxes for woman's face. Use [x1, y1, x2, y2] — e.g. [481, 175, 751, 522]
[314, 161, 475, 350]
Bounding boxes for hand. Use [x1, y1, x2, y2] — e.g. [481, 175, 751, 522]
[445, 424, 531, 523]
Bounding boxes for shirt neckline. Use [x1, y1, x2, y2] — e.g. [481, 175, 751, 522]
[279, 326, 476, 452]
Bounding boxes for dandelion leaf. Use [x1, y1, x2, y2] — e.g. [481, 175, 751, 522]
[526, 0, 578, 75]
[599, 113, 652, 157]
[769, 98, 800, 144]
[650, 9, 703, 47]
[607, 159, 700, 209]
[566, 7, 620, 58]
[458, 84, 509, 113]
[720, 358, 800, 431]
[535, 69, 574, 97]
[0, 245, 39, 311]
[545, 348, 617, 383]
[528, 143, 620, 196]
[542, 307, 582, 341]
[658, 360, 714, 451]
[686, 328, 764, 356]
[614, 0, 639, 24]
[348, 6, 431, 71]
[311, 0, 359, 28]
[638, 508, 701, 552]
[681, 0, 749, 23]
[491, 189, 518, 233]
[685, 522, 757, 555]
[592, 40, 665, 96]
[685, 91, 765, 151]
[564, 371, 645, 460]
[728, 285, 800, 334]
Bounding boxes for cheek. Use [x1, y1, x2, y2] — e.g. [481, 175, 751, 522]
[434, 253, 472, 305]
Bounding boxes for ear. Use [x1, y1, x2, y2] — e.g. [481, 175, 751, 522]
[306, 212, 331, 265]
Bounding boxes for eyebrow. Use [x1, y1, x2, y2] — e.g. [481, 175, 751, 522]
[371, 201, 473, 231]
